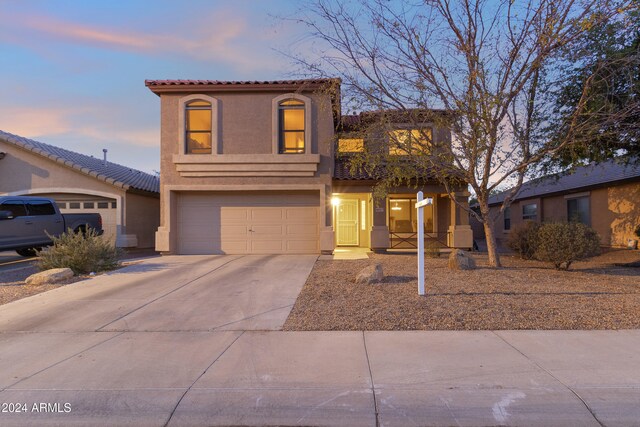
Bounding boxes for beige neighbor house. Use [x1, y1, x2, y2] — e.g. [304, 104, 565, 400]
[0, 130, 160, 248]
[145, 78, 473, 255]
[471, 158, 640, 248]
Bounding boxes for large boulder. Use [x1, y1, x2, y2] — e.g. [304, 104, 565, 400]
[355, 263, 384, 284]
[448, 249, 476, 271]
[25, 268, 74, 286]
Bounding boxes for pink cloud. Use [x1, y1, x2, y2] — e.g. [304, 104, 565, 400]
[3, 9, 283, 72]
[0, 107, 73, 137]
[24, 16, 156, 51]
[0, 106, 158, 149]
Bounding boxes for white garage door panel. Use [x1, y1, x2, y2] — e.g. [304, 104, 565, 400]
[251, 240, 284, 253]
[221, 208, 250, 221]
[287, 240, 319, 252]
[252, 209, 284, 222]
[177, 192, 320, 255]
[220, 225, 248, 238]
[59, 202, 117, 244]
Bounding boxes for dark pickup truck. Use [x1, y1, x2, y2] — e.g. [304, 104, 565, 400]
[0, 196, 103, 256]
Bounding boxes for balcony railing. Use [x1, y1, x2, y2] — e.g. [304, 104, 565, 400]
[389, 231, 451, 249]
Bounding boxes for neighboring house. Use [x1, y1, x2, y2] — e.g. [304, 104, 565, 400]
[0, 130, 160, 248]
[145, 78, 473, 255]
[471, 158, 640, 248]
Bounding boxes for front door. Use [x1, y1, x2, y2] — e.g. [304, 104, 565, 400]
[336, 199, 359, 246]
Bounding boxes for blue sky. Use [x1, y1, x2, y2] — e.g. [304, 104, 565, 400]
[0, 0, 308, 173]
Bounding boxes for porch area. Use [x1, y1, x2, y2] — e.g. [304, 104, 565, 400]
[329, 187, 473, 254]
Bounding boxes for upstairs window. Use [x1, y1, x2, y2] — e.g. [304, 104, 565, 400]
[185, 100, 212, 154]
[338, 138, 364, 153]
[388, 128, 432, 155]
[278, 99, 305, 154]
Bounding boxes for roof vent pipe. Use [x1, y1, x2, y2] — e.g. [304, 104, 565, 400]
[102, 149, 107, 167]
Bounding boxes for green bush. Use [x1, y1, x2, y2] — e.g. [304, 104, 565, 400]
[38, 228, 122, 275]
[506, 220, 540, 259]
[533, 222, 601, 270]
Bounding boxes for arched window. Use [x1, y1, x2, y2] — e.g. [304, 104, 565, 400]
[185, 100, 212, 154]
[278, 99, 306, 153]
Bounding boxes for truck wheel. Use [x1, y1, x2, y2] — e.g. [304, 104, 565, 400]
[16, 248, 38, 257]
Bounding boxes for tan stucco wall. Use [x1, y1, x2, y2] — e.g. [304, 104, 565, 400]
[155, 88, 336, 253]
[0, 141, 125, 198]
[603, 183, 640, 246]
[125, 192, 160, 248]
[158, 90, 334, 187]
[0, 140, 159, 248]
[538, 187, 640, 247]
[480, 181, 640, 248]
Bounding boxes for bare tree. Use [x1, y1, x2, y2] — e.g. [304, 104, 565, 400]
[293, 0, 625, 267]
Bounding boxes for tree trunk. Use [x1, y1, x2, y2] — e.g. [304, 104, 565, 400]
[480, 213, 502, 268]
[483, 220, 502, 268]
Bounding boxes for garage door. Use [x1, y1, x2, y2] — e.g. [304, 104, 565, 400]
[177, 191, 320, 255]
[47, 195, 118, 243]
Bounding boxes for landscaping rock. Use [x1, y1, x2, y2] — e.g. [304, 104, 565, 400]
[448, 249, 476, 270]
[355, 263, 384, 284]
[25, 268, 74, 286]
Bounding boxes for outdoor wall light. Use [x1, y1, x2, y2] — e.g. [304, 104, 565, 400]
[331, 196, 341, 206]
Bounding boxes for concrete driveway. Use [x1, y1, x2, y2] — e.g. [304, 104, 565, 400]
[0, 254, 316, 333]
[0, 255, 639, 426]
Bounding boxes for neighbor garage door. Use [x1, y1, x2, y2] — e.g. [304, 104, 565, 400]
[177, 191, 320, 255]
[49, 195, 118, 243]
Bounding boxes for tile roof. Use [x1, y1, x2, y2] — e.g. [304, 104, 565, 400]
[334, 156, 437, 181]
[334, 157, 379, 180]
[145, 78, 339, 87]
[488, 157, 640, 205]
[0, 130, 159, 194]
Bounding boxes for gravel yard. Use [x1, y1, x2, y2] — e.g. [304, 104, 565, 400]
[0, 265, 85, 306]
[0, 249, 158, 306]
[284, 250, 640, 331]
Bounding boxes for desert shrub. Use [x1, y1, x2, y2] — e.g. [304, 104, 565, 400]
[424, 239, 441, 258]
[635, 224, 640, 238]
[38, 228, 122, 274]
[533, 222, 601, 270]
[506, 220, 540, 259]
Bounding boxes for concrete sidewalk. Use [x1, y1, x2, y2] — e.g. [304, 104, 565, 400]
[0, 256, 638, 426]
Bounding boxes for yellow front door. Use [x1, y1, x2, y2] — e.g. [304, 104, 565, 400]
[336, 199, 359, 246]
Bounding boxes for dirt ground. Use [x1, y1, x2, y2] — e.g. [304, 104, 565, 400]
[0, 248, 158, 306]
[284, 249, 640, 331]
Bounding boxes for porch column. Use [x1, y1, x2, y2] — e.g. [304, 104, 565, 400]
[447, 191, 473, 249]
[155, 188, 175, 253]
[319, 186, 335, 254]
[370, 199, 390, 252]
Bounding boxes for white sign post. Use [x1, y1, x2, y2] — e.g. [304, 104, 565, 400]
[415, 191, 426, 295]
[415, 192, 433, 296]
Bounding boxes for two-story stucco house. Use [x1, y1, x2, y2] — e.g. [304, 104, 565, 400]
[145, 78, 473, 255]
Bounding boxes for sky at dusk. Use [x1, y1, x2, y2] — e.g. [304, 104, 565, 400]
[0, 0, 312, 174]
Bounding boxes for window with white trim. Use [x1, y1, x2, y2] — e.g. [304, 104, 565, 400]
[179, 94, 219, 155]
[185, 100, 212, 154]
[278, 99, 305, 153]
